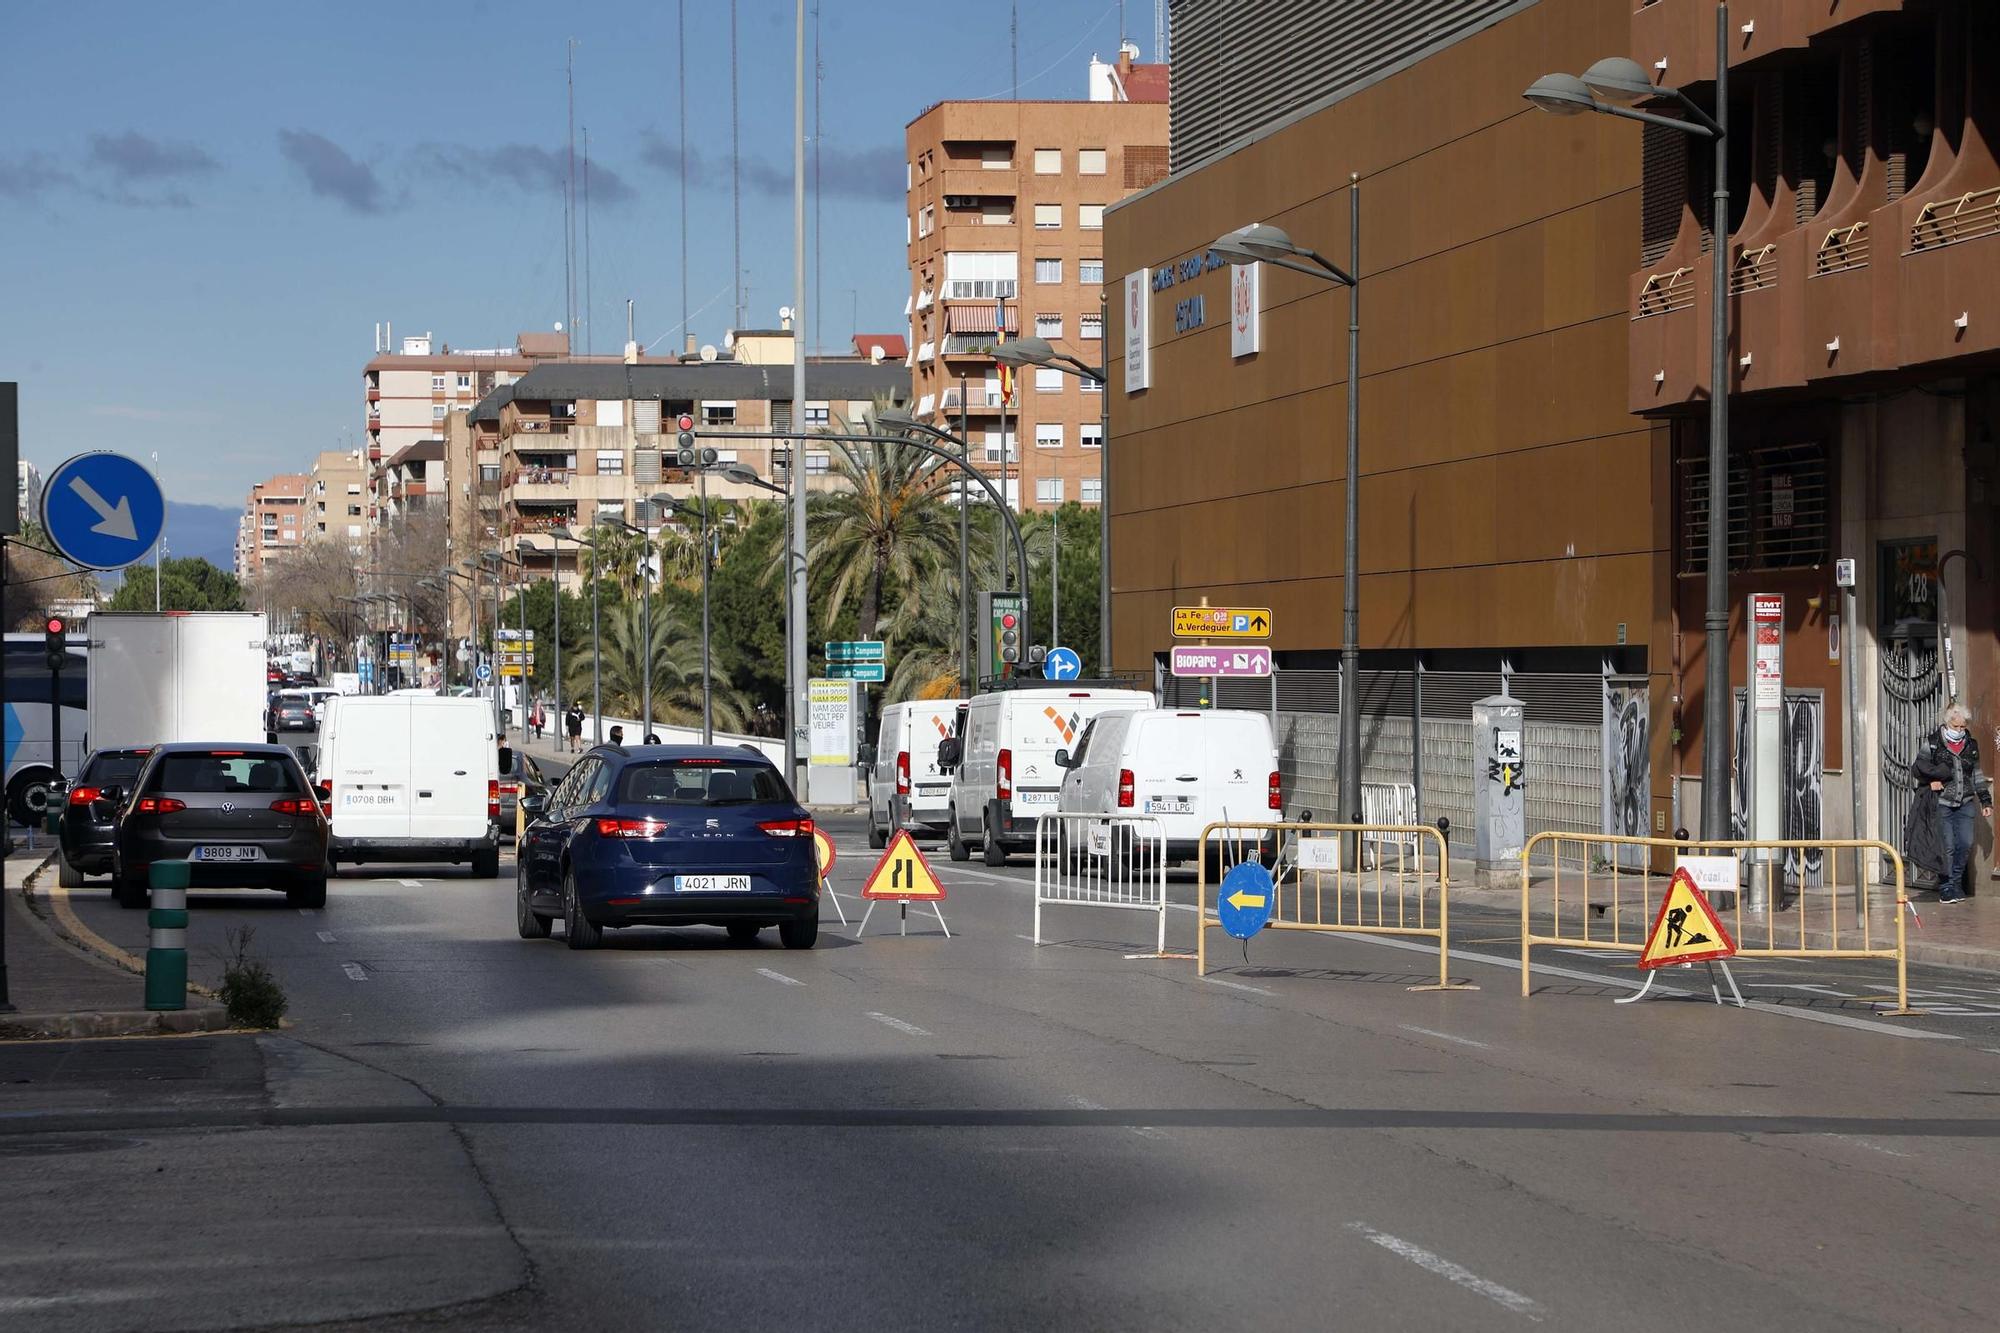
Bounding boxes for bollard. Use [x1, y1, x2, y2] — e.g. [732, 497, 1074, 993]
[145, 860, 190, 1011]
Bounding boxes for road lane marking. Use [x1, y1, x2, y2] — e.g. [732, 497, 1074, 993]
[341, 962, 368, 982]
[295, 908, 318, 916]
[1069, 1095, 1169, 1140]
[1815, 1134, 1913, 1159]
[755, 967, 804, 986]
[1345, 1222, 1545, 1321]
[1759, 984, 1858, 997]
[315, 931, 337, 943]
[1202, 977, 1276, 997]
[865, 1012, 931, 1037]
[1399, 1024, 1491, 1050]
[399, 879, 424, 888]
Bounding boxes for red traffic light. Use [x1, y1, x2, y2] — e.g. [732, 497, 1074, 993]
[45, 616, 65, 635]
[676, 414, 695, 433]
[1000, 612, 1017, 629]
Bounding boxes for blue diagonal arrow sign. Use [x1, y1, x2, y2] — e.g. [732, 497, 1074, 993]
[41, 452, 165, 570]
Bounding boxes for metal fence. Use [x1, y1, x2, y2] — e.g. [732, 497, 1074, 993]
[1032, 813, 1175, 958]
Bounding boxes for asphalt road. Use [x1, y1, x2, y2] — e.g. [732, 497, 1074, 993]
[5, 808, 2000, 1331]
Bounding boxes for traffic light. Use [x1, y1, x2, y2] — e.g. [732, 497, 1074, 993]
[44, 615, 67, 671]
[1000, 608, 1021, 664]
[976, 590, 1024, 679]
[675, 413, 708, 467]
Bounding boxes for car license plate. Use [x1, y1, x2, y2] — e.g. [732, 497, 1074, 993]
[675, 874, 751, 892]
[1013, 790, 1059, 811]
[1148, 796, 1193, 815]
[194, 845, 263, 862]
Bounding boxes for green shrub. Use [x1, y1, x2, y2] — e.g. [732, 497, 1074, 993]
[217, 926, 288, 1028]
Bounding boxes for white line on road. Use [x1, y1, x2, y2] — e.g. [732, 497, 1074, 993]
[341, 962, 367, 982]
[295, 908, 318, 917]
[399, 879, 424, 888]
[755, 967, 804, 986]
[315, 931, 337, 943]
[1759, 984, 1858, 997]
[1069, 1095, 1170, 1140]
[1399, 1024, 1491, 1050]
[1346, 1222, 1545, 1321]
[1815, 1134, 1914, 1160]
[865, 1012, 932, 1037]
[1202, 976, 1276, 996]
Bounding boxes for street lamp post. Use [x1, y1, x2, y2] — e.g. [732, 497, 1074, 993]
[1212, 201, 1363, 862]
[601, 512, 653, 738]
[461, 559, 499, 730]
[1526, 26, 1731, 840]
[721, 464, 795, 746]
[538, 527, 575, 751]
[658, 494, 714, 743]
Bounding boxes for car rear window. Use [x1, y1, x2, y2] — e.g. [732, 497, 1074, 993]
[149, 754, 304, 795]
[85, 751, 148, 784]
[617, 760, 789, 806]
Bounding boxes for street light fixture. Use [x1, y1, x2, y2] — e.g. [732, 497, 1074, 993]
[599, 511, 654, 738]
[482, 551, 525, 734]
[1211, 197, 1363, 864]
[656, 493, 715, 743]
[1527, 7, 1731, 843]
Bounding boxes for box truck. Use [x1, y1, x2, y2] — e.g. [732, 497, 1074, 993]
[86, 612, 270, 752]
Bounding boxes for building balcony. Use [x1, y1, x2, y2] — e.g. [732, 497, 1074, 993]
[507, 468, 576, 500]
[1900, 183, 2000, 366]
[941, 167, 1017, 200]
[366, 387, 380, 403]
[1632, 0, 1813, 89]
[511, 418, 570, 436]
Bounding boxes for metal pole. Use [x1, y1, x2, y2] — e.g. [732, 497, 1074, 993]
[700, 474, 713, 742]
[1099, 288, 1112, 675]
[592, 536, 602, 746]
[0, 535, 11, 1012]
[516, 568, 527, 738]
[552, 535, 563, 747]
[959, 373, 971, 689]
[1700, 0, 1733, 842]
[788, 0, 809, 791]
[642, 512, 654, 739]
[1339, 173, 1363, 866]
[1843, 578, 1865, 905]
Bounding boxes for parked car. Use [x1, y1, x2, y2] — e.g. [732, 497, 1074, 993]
[265, 689, 316, 739]
[315, 693, 500, 876]
[864, 698, 965, 849]
[1056, 708, 1279, 864]
[498, 744, 550, 835]
[54, 747, 153, 885]
[516, 745, 819, 951]
[111, 743, 328, 909]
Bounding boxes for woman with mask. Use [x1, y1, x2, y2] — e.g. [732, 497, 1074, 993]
[1910, 703, 1992, 903]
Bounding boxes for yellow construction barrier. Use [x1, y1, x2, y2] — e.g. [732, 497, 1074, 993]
[1518, 833, 1916, 1014]
[1196, 821, 1475, 992]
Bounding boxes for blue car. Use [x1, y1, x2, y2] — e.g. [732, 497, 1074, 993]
[516, 745, 820, 950]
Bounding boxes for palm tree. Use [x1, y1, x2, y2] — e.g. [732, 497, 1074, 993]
[582, 522, 652, 598]
[564, 600, 750, 730]
[877, 568, 974, 702]
[805, 430, 965, 642]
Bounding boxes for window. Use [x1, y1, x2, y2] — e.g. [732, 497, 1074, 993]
[346, 483, 361, 494]
[597, 400, 626, 428]
[1035, 313, 1062, 338]
[980, 145, 1010, 170]
[1080, 375, 1101, 394]
[1036, 477, 1065, 503]
[1677, 442, 1827, 573]
[1079, 259, 1105, 284]
[1080, 422, 1103, 449]
[1035, 423, 1064, 449]
[906, 161, 912, 190]
[1034, 367, 1064, 393]
[980, 202, 1013, 225]
[1078, 203, 1105, 230]
[347, 503, 363, 515]
[478, 465, 499, 484]
[1003, 479, 1020, 507]
[1080, 312, 1103, 340]
[944, 251, 1018, 299]
[701, 402, 736, 426]
[805, 402, 830, 427]
[347, 523, 363, 537]
[919, 204, 934, 237]
[456, 373, 471, 391]
[282, 513, 296, 525]
[1035, 257, 1062, 284]
[431, 375, 445, 392]
[1034, 148, 1061, 174]
[1078, 148, 1107, 175]
[1081, 476, 1102, 504]
[618, 758, 790, 805]
[1034, 203, 1061, 229]
[982, 431, 1018, 463]
[596, 449, 624, 476]
[432, 404, 447, 420]
[806, 452, 831, 475]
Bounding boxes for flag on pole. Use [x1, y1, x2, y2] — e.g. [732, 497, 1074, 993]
[995, 297, 1013, 405]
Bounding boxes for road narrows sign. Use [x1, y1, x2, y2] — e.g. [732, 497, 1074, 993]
[861, 830, 947, 901]
[1637, 869, 1737, 969]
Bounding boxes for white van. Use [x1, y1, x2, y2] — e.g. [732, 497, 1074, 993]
[865, 698, 965, 848]
[941, 684, 1154, 865]
[316, 694, 501, 877]
[1057, 708, 1279, 862]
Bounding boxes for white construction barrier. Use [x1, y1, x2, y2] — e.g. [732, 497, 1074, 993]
[1032, 813, 1179, 958]
[1360, 781, 1420, 870]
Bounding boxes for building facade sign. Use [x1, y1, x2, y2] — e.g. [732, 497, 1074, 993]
[1123, 268, 1152, 393]
[1231, 261, 1261, 357]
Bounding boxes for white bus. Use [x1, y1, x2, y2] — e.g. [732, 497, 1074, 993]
[4, 633, 89, 826]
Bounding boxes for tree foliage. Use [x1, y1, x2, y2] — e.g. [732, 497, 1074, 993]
[105, 555, 245, 612]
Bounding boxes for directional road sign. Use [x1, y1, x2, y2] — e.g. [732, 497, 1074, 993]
[475, 663, 493, 683]
[1170, 645, 1273, 678]
[826, 661, 886, 682]
[1216, 862, 1276, 940]
[1042, 646, 1082, 680]
[41, 451, 166, 570]
[825, 640, 886, 663]
[1172, 605, 1272, 639]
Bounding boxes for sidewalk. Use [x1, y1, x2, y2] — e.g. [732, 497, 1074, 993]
[1, 847, 232, 1040]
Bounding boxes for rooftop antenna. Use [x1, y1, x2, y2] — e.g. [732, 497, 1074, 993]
[1011, 2, 1019, 96]
[813, 2, 822, 357]
[679, 0, 689, 347]
[584, 126, 594, 356]
[566, 38, 578, 349]
[1155, 0, 1167, 62]
[731, 0, 743, 333]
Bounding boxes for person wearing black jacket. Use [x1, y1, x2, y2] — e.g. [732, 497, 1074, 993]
[1909, 703, 1992, 903]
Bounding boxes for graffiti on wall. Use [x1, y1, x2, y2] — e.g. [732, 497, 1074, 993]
[1602, 676, 1650, 869]
[1731, 688, 1825, 887]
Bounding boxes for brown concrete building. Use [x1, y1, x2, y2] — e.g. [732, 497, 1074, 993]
[1107, 0, 2000, 866]
[234, 472, 312, 581]
[906, 48, 1167, 510]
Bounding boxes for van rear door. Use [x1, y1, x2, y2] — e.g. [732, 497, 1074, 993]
[328, 701, 412, 840]
[905, 702, 961, 816]
[408, 699, 494, 841]
[1199, 711, 1275, 830]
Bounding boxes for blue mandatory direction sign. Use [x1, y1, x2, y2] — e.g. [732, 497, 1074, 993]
[475, 662, 493, 683]
[1041, 646, 1082, 680]
[40, 451, 166, 571]
[1216, 862, 1277, 940]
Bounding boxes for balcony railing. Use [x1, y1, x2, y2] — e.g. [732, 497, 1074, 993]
[1814, 221, 1869, 276]
[1636, 266, 1696, 318]
[1729, 244, 1778, 295]
[514, 419, 570, 434]
[1910, 186, 2000, 253]
[507, 466, 575, 486]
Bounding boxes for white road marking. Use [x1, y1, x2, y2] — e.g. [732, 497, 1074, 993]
[755, 967, 804, 986]
[1815, 1134, 1913, 1160]
[1399, 1024, 1491, 1050]
[1202, 976, 1276, 997]
[295, 908, 318, 917]
[1346, 1222, 1545, 1321]
[1759, 984, 1858, 997]
[866, 1012, 931, 1037]
[315, 930, 337, 943]
[1068, 1094, 1169, 1140]
[341, 962, 368, 982]
[399, 879, 424, 888]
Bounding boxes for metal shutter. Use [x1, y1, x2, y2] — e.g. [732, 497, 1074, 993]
[1641, 124, 1687, 267]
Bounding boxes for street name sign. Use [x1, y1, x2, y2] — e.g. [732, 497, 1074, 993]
[826, 661, 886, 682]
[41, 451, 166, 570]
[825, 640, 886, 663]
[1172, 605, 1272, 639]
[1170, 645, 1273, 678]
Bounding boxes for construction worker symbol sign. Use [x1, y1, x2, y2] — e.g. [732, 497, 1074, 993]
[861, 830, 947, 901]
[1638, 869, 1737, 969]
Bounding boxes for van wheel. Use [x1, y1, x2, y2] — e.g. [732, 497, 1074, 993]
[868, 802, 887, 850]
[471, 846, 500, 879]
[947, 809, 970, 862]
[983, 819, 1008, 867]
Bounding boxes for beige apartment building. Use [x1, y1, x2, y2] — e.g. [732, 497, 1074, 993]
[307, 449, 367, 545]
[234, 472, 311, 581]
[905, 46, 1166, 509]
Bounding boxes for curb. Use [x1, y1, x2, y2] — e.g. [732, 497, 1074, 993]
[0, 1007, 237, 1042]
[18, 855, 224, 1002]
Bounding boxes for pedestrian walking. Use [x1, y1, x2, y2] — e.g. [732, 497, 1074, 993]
[565, 704, 584, 754]
[1909, 703, 1992, 903]
[608, 725, 625, 747]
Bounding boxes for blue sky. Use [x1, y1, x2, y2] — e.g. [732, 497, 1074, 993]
[1, 0, 1152, 508]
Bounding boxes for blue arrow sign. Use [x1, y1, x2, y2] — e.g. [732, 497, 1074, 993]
[1042, 646, 1082, 680]
[1216, 862, 1277, 940]
[475, 663, 493, 683]
[41, 452, 166, 571]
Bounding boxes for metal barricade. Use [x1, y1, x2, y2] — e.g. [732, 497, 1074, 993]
[1359, 782, 1418, 869]
[1196, 820, 1474, 992]
[1032, 813, 1175, 958]
[1518, 833, 1915, 1013]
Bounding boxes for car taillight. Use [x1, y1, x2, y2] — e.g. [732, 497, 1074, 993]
[1268, 771, 1283, 811]
[135, 797, 186, 814]
[896, 751, 910, 796]
[1117, 769, 1135, 809]
[67, 786, 102, 807]
[270, 798, 322, 817]
[758, 818, 814, 838]
[488, 779, 499, 820]
[595, 817, 667, 838]
[997, 748, 1012, 802]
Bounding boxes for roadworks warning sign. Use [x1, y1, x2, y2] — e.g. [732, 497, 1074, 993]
[1637, 868, 1737, 969]
[861, 830, 948, 901]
